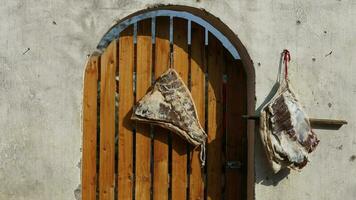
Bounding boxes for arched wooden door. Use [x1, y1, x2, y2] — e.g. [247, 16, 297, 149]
[82, 15, 247, 200]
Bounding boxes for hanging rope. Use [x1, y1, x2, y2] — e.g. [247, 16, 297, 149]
[283, 49, 291, 80]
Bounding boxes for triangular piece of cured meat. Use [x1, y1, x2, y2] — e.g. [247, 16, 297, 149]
[132, 68, 207, 166]
[260, 50, 319, 173]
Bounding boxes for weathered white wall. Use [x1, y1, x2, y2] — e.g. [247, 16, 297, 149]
[1, 0, 355, 199]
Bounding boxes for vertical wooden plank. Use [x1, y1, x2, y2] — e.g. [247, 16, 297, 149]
[153, 16, 170, 200]
[189, 22, 205, 200]
[206, 34, 224, 200]
[172, 18, 188, 200]
[135, 19, 152, 200]
[118, 26, 134, 200]
[225, 59, 246, 200]
[99, 41, 117, 200]
[82, 56, 99, 200]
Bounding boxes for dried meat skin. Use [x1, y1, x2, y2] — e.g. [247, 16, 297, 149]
[132, 68, 207, 165]
[260, 80, 319, 173]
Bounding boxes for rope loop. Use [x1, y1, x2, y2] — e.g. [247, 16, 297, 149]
[282, 49, 291, 80]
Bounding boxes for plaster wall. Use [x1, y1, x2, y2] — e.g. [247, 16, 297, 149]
[0, 0, 355, 199]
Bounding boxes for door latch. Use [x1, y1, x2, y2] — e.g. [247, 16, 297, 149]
[226, 161, 242, 169]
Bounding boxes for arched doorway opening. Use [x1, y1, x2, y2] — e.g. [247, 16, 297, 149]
[82, 5, 255, 200]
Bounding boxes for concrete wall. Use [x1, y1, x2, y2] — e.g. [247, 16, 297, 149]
[1, 0, 355, 199]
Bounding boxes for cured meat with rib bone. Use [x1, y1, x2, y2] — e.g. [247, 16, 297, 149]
[131, 68, 207, 166]
[260, 51, 319, 173]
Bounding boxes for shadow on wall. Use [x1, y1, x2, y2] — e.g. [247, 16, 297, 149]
[255, 130, 291, 186]
[254, 51, 291, 186]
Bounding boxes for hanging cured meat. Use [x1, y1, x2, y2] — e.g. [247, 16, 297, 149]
[260, 50, 319, 173]
[131, 68, 207, 166]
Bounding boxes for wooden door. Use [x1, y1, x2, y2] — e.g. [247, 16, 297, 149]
[82, 17, 247, 200]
